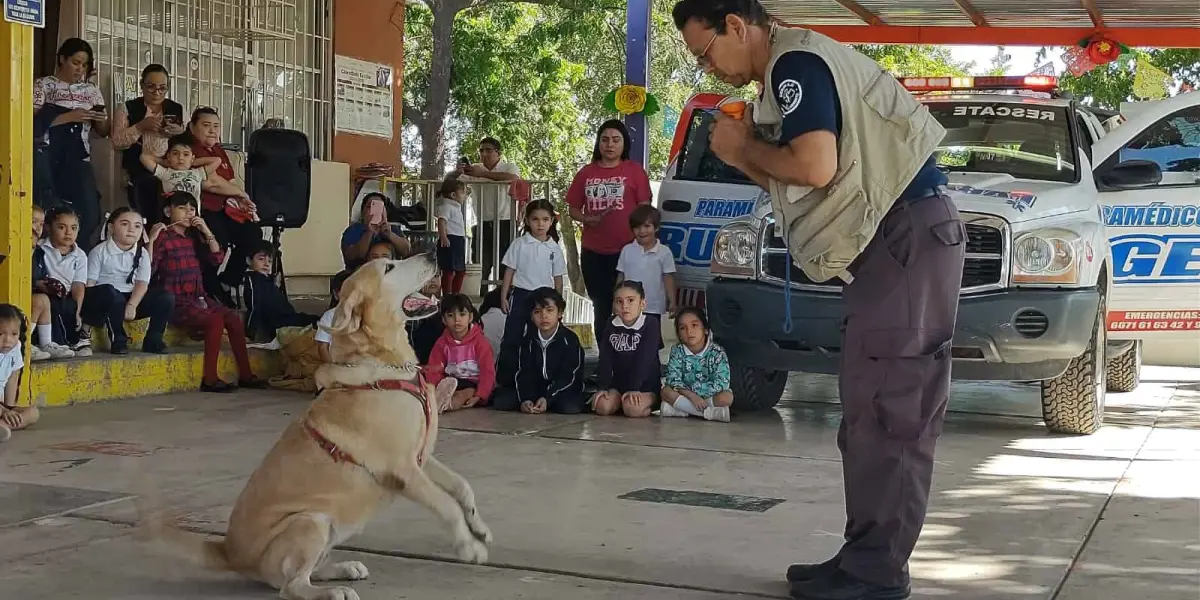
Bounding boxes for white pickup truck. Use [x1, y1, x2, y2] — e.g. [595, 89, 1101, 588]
[658, 76, 1200, 435]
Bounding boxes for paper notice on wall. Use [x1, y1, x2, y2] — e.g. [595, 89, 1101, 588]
[334, 55, 394, 140]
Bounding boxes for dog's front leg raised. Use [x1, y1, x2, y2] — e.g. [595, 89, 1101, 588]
[422, 456, 492, 545]
[401, 466, 488, 564]
[258, 512, 362, 600]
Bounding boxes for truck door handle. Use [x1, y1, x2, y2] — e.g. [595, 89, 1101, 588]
[662, 200, 692, 213]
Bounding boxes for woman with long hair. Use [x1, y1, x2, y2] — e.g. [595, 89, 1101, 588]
[565, 119, 653, 343]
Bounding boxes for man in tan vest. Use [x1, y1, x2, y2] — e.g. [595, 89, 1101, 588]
[673, 2, 967, 599]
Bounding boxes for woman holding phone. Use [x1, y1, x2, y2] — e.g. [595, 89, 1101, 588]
[111, 64, 187, 221]
[340, 192, 411, 269]
[33, 37, 110, 250]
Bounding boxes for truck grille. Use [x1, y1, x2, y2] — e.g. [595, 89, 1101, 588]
[759, 213, 1008, 294]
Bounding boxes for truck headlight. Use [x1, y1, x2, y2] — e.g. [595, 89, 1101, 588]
[711, 223, 757, 278]
[1012, 228, 1081, 285]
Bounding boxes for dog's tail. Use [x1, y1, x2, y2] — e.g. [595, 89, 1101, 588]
[133, 479, 231, 572]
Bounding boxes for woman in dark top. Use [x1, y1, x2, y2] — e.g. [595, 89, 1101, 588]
[110, 64, 186, 221]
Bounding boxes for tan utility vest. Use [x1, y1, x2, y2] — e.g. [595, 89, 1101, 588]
[754, 26, 946, 283]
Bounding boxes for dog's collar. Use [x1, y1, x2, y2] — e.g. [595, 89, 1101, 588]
[309, 370, 434, 468]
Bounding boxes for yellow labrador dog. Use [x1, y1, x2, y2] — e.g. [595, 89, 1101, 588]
[140, 253, 492, 600]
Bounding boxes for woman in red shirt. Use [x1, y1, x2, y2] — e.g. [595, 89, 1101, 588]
[566, 119, 653, 343]
[188, 108, 265, 304]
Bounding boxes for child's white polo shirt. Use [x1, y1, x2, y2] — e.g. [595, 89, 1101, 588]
[38, 239, 88, 289]
[616, 240, 677, 315]
[0, 341, 24, 386]
[502, 234, 567, 292]
[87, 239, 152, 294]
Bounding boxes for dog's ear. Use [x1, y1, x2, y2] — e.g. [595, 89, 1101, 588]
[434, 377, 457, 406]
[329, 284, 365, 336]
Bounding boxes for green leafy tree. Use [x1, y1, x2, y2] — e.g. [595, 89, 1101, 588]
[1054, 48, 1200, 109]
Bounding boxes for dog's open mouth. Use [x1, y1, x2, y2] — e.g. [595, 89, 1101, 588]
[402, 294, 440, 320]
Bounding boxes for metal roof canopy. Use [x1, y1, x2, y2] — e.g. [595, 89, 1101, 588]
[762, 0, 1200, 47]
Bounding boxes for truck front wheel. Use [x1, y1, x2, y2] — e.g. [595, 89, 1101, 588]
[730, 362, 787, 412]
[1106, 340, 1142, 393]
[1040, 295, 1107, 435]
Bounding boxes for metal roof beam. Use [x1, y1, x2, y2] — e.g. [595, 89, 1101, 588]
[802, 25, 1200, 48]
[1079, 0, 1106, 29]
[830, 0, 883, 26]
[950, 0, 988, 27]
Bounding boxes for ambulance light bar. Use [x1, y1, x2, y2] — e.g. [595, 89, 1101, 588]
[901, 76, 1058, 92]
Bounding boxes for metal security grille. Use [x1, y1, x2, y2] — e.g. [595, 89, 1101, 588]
[82, 0, 331, 157]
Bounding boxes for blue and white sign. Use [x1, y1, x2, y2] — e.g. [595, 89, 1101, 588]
[694, 198, 756, 220]
[946, 184, 1038, 212]
[1111, 234, 1200, 284]
[660, 221, 723, 268]
[1104, 203, 1199, 228]
[4, 0, 44, 28]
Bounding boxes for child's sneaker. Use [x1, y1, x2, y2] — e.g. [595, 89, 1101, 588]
[73, 328, 93, 357]
[703, 406, 730, 423]
[659, 401, 689, 418]
[28, 346, 51, 361]
[40, 342, 75, 359]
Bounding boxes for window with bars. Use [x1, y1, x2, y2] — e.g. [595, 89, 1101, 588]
[82, 0, 332, 158]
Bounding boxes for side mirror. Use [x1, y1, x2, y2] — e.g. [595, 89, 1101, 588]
[1098, 159, 1162, 190]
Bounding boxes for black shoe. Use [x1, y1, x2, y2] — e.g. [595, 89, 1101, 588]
[142, 341, 169, 355]
[790, 568, 910, 600]
[787, 556, 841, 583]
[238, 377, 270, 390]
[200, 380, 237, 394]
[110, 342, 129, 355]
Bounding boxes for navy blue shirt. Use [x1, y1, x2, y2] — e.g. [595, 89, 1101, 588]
[770, 51, 946, 202]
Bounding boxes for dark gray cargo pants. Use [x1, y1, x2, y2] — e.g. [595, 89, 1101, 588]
[835, 191, 966, 587]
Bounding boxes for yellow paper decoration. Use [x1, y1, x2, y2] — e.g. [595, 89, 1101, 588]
[1133, 55, 1172, 100]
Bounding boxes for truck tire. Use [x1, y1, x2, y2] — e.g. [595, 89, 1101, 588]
[730, 363, 787, 412]
[1040, 295, 1107, 435]
[1106, 341, 1141, 393]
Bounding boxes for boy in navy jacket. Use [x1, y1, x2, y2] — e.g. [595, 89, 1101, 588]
[492, 287, 585, 414]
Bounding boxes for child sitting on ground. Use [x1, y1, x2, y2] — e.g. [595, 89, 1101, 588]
[424, 294, 495, 413]
[404, 276, 443, 364]
[660, 307, 732, 423]
[314, 270, 353, 364]
[142, 135, 254, 218]
[149, 192, 266, 393]
[591, 280, 661, 418]
[617, 204, 677, 324]
[81, 207, 174, 354]
[243, 240, 320, 342]
[37, 206, 92, 357]
[367, 241, 395, 262]
[0, 304, 41, 442]
[478, 288, 506, 357]
[492, 287, 585, 415]
[27, 205, 61, 361]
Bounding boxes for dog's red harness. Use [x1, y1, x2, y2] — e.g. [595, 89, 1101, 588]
[304, 372, 434, 469]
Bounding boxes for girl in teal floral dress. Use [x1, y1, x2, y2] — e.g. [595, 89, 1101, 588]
[659, 307, 733, 422]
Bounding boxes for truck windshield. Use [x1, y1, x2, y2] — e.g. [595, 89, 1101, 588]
[926, 101, 1077, 183]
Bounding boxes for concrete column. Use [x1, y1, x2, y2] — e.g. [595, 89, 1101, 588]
[624, 0, 651, 170]
[0, 20, 35, 406]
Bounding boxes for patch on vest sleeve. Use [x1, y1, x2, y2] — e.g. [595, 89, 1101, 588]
[777, 79, 803, 116]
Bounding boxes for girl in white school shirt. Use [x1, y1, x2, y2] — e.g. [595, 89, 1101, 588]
[497, 200, 567, 386]
[36, 207, 92, 357]
[80, 208, 175, 355]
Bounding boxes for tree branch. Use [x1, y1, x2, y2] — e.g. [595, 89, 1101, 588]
[403, 104, 425, 128]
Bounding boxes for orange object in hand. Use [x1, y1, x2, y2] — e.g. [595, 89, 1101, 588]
[719, 101, 747, 120]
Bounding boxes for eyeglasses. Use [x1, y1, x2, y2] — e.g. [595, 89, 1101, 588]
[695, 31, 718, 69]
[143, 83, 169, 93]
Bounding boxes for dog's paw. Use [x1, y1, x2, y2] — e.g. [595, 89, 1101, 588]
[308, 585, 360, 600]
[332, 561, 370, 581]
[468, 516, 493, 545]
[454, 537, 489, 564]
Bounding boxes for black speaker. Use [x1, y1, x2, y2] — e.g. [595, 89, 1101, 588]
[245, 128, 312, 228]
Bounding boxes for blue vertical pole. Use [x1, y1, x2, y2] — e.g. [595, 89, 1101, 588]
[625, 0, 651, 170]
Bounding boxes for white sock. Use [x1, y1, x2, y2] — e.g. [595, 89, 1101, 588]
[672, 397, 705, 417]
[37, 324, 52, 346]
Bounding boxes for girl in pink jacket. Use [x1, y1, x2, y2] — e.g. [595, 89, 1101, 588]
[424, 294, 496, 412]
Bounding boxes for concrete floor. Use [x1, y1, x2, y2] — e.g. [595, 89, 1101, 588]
[1, 367, 1197, 600]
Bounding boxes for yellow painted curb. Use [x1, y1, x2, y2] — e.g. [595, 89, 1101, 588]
[28, 349, 284, 407]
